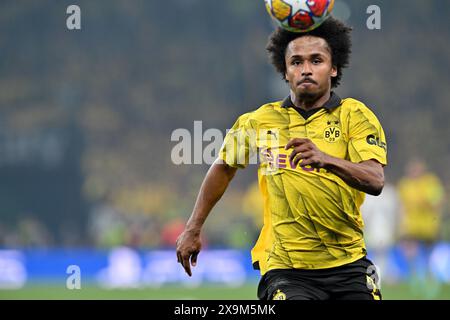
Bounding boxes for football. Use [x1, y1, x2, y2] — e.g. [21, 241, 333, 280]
[265, 0, 335, 33]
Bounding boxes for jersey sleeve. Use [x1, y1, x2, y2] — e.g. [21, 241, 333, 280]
[347, 103, 388, 165]
[218, 113, 256, 169]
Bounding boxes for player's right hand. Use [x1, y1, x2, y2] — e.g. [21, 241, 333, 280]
[175, 229, 202, 277]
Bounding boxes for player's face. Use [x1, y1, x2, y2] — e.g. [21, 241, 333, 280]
[284, 36, 337, 102]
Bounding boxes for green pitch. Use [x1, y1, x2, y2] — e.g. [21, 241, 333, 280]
[1, 283, 450, 300]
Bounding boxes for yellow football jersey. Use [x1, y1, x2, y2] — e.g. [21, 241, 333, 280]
[398, 173, 444, 241]
[219, 93, 388, 274]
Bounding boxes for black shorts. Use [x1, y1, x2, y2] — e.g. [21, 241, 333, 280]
[257, 257, 382, 300]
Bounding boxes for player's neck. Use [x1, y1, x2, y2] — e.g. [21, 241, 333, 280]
[291, 91, 331, 111]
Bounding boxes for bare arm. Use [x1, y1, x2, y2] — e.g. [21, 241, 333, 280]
[323, 158, 384, 195]
[286, 138, 384, 196]
[176, 159, 238, 276]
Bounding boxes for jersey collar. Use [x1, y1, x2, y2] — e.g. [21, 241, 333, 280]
[281, 92, 342, 111]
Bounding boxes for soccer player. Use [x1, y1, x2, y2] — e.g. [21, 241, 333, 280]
[397, 158, 444, 296]
[176, 17, 387, 300]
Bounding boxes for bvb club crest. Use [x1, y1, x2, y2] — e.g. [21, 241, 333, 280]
[323, 121, 341, 143]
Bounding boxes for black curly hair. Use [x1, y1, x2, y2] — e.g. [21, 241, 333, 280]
[267, 17, 352, 88]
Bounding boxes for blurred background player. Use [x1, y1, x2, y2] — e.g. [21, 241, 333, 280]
[397, 158, 445, 297]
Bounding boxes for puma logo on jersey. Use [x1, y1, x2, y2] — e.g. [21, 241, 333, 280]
[267, 130, 277, 139]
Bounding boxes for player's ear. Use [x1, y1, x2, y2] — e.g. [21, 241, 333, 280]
[331, 65, 338, 78]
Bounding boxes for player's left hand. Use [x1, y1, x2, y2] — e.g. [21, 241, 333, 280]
[285, 138, 330, 168]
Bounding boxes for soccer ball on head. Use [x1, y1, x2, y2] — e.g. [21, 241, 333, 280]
[265, 0, 335, 33]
